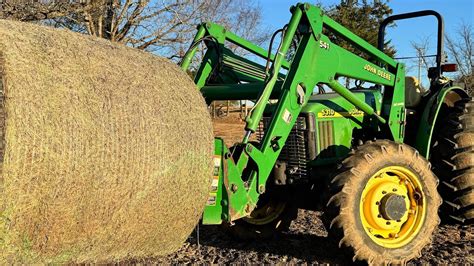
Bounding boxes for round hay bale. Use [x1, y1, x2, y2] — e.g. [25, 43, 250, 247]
[0, 20, 213, 263]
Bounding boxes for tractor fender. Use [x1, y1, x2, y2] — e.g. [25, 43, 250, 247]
[414, 86, 469, 158]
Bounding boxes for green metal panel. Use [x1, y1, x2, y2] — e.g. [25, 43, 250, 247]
[334, 46, 395, 87]
[414, 86, 468, 158]
[202, 138, 227, 224]
[381, 63, 406, 143]
[201, 81, 284, 100]
[322, 15, 397, 69]
[303, 90, 382, 165]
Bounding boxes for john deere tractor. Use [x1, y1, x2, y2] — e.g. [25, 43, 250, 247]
[180, 3, 472, 264]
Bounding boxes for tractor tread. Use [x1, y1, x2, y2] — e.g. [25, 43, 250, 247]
[431, 97, 474, 224]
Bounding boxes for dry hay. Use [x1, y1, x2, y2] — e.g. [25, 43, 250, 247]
[0, 20, 213, 263]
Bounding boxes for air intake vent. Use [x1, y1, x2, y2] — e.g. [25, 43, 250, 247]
[318, 120, 335, 158]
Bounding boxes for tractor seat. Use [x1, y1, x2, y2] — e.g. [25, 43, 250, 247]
[405, 76, 425, 108]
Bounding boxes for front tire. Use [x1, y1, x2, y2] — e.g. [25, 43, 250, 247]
[225, 186, 297, 240]
[323, 140, 441, 264]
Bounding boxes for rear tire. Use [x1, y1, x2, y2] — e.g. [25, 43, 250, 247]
[323, 140, 441, 264]
[430, 97, 474, 223]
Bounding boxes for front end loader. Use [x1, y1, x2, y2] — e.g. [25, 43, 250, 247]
[180, 3, 472, 264]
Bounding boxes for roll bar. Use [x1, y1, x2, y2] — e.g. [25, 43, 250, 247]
[378, 10, 445, 78]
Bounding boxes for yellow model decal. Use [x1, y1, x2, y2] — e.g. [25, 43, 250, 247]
[364, 64, 392, 81]
[318, 108, 364, 118]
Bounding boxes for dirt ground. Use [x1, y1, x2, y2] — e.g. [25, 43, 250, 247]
[211, 111, 247, 146]
[151, 111, 473, 264]
[149, 210, 472, 264]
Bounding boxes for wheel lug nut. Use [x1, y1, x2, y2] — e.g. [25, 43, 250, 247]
[414, 192, 421, 200]
[386, 221, 391, 225]
[377, 214, 382, 218]
[382, 191, 387, 194]
[376, 201, 380, 205]
[392, 188, 397, 192]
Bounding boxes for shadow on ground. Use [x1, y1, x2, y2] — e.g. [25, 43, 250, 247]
[144, 210, 473, 264]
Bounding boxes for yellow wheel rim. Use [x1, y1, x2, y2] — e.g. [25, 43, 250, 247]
[359, 166, 426, 248]
[243, 200, 286, 225]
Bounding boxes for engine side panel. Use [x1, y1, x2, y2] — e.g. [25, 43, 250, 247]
[304, 90, 382, 166]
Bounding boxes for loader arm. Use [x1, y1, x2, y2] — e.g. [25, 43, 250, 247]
[180, 3, 405, 224]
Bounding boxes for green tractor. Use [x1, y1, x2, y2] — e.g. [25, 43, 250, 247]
[180, 3, 472, 264]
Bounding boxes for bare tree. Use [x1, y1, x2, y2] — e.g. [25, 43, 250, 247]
[410, 36, 436, 82]
[0, 0, 270, 58]
[446, 21, 473, 94]
[411, 22, 473, 94]
[0, 1, 88, 21]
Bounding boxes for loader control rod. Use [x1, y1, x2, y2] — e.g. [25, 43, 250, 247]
[327, 80, 386, 124]
[180, 26, 207, 70]
[244, 7, 303, 135]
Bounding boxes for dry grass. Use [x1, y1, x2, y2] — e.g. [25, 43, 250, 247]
[0, 20, 213, 263]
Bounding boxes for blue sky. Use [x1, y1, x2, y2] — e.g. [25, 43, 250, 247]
[259, 0, 473, 79]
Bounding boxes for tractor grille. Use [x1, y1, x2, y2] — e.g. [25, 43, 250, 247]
[257, 116, 311, 183]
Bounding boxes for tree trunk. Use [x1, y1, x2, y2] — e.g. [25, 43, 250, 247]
[103, 0, 114, 40]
